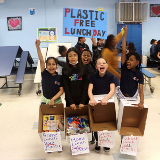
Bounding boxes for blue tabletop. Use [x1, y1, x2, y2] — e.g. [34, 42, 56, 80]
[0, 46, 21, 76]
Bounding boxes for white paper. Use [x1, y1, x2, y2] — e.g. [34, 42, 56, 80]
[90, 94, 114, 103]
[120, 136, 139, 156]
[98, 131, 115, 148]
[70, 133, 90, 155]
[42, 132, 62, 153]
[120, 99, 148, 108]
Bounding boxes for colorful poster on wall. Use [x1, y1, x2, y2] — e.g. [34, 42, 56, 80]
[37, 28, 57, 42]
[63, 8, 107, 39]
[7, 16, 22, 31]
[150, 4, 160, 17]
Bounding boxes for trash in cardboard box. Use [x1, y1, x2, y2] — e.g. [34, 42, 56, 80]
[43, 115, 64, 132]
[67, 116, 90, 135]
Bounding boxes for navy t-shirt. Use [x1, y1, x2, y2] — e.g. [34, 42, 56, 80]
[89, 72, 115, 95]
[155, 45, 160, 56]
[120, 62, 144, 97]
[41, 69, 63, 99]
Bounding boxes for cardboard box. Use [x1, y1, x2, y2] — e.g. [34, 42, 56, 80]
[88, 95, 117, 132]
[65, 105, 90, 136]
[38, 104, 65, 140]
[117, 99, 148, 136]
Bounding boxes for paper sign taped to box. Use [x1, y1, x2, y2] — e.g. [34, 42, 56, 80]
[120, 136, 139, 156]
[70, 133, 90, 155]
[98, 131, 115, 148]
[42, 132, 62, 153]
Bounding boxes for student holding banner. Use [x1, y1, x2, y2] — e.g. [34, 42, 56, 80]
[91, 36, 104, 66]
[102, 31, 123, 86]
[75, 37, 89, 52]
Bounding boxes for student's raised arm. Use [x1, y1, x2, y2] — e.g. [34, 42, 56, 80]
[35, 39, 45, 72]
[121, 25, 127, 66]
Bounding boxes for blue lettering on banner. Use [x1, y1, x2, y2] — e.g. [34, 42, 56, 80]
[63, 8, 107, 38]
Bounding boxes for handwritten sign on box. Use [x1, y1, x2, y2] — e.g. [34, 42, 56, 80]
[98, 131, 115, 148]
[42, 132, 62, 153]
[70, 133, 90, 155]
[120, 136, 139, 156]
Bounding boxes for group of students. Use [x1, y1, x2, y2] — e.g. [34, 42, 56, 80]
[35, 25, 144, 153]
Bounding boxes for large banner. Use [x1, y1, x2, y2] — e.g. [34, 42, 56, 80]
[63, 8, 107, 39]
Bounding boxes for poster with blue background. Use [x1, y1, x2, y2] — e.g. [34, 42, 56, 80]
[63, 8, 107, 39]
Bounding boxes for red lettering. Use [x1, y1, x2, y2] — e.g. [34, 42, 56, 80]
[65, 28, 70, 34]
[93, 29, 97, 36]
[65, 8, 70, 17]
[74, 19, 79, 26]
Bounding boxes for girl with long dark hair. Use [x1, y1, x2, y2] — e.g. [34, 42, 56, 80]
[62, 47, 88, 109]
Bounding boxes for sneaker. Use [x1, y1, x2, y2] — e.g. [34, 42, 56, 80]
[95, 142, 100, 153]
[95, 145, 100, 153]
[104, 147, 110, 152]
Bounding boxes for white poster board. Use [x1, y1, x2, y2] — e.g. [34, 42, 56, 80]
[120, 136, 139, 156]
[98, 131, 115, 148]
[42, 132, 62, 153]
[70, 133, 90, 155]
[90, 94, 115, 104]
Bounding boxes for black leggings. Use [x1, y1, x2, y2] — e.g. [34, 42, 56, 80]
[94, 132, 98, 141]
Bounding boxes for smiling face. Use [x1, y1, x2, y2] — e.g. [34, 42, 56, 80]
[81, 51, 92, 65]
[68, 51, 78, 65]
[126, 55, 139, 70]
[46, 58, 57, 75]
[96, 58, 108, 75]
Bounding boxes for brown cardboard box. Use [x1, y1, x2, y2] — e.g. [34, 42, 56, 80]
[65, 105, 90, 136]
[117, 99, 148, 136]
[38, 104, 64, 134]
[88, 103, 117, 132]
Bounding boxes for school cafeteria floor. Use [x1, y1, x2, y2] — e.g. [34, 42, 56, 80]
[0, 68, 160, 160]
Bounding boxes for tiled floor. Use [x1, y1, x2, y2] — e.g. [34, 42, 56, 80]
[0, 68, 160, 160]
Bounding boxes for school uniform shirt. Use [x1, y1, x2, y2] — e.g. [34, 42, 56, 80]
[150, 44, 156, 56]
[62, 65, 88, 106]
[154, 45, 160, 57]
[89, 72, 115, 95]
[41, 69, 63, 99]
[75, 42, 89, 52]
[120, 62, 144, 97]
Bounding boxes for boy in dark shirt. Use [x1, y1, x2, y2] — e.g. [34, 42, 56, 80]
[91, 36, 104, 66]
[75, 37, 89, 52]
